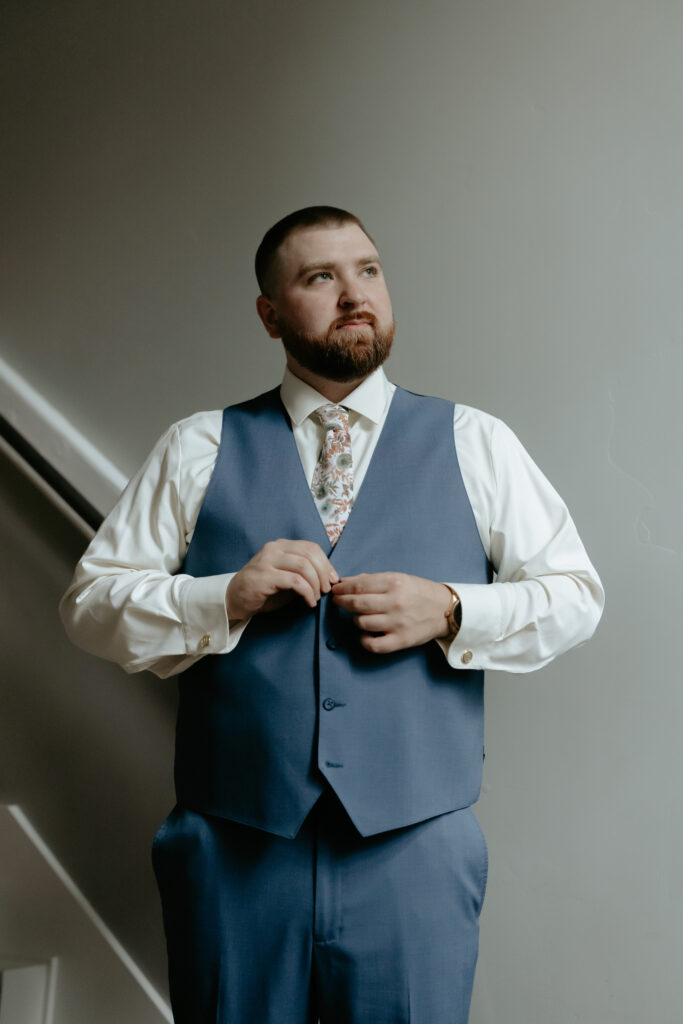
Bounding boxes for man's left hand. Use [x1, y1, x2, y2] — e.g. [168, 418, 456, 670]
[331, 573, 451, 653]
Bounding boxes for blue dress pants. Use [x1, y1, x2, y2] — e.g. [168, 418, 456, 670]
[152, 786, 487, 1023]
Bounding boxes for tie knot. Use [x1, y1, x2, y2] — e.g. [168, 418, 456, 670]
[314, 404, 348, 431]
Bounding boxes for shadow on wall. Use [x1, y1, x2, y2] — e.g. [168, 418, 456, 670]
[0, 449, 176, 995]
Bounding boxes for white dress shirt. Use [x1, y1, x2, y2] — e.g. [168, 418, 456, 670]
[59, 367, 604, 678]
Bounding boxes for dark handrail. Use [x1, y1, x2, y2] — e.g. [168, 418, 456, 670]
[0, 413, 104, 530]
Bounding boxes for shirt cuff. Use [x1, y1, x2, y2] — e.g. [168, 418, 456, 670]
[436, 582, 504, 670]
[179, 573, 235, 655]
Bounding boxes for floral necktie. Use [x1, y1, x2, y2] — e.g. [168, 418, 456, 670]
[310, 404, 354, 545]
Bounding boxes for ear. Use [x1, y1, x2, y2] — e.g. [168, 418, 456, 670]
[256, 294, 281, 338]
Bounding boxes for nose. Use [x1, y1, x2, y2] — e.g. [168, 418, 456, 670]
[337, 274, 368, 309]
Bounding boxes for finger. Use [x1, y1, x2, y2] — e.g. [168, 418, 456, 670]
[332, 573, 392, 596]
[354, 613, 392, 633]
[332, 592, 387, 614]
[283, 541, 338, 590]
[272, 554, 324, 602]
[271, 568, 318, 608]
[359, 631, 402, 654]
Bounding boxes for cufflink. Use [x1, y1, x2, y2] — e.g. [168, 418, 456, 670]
[461, 649, 473, 665]
[199, 634, 211, 649]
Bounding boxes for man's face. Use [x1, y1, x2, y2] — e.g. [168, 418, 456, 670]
[258, 223, 395, 383]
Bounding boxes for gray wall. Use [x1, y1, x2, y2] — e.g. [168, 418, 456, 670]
[2, 1, 682, 1020]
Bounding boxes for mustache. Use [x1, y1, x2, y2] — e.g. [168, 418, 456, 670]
[332, 312, 378, 329]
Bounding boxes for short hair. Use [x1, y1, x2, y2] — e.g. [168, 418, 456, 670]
[255, 205, 374, 297]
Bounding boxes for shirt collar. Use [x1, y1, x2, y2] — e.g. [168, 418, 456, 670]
[280, 366, 393, 427]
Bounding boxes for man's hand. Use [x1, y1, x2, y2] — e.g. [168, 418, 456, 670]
[331, 573, 451, 653]
[226, 540, 339, 622]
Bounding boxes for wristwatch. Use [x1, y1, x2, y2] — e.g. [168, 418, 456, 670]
[443, 584, 462, 642]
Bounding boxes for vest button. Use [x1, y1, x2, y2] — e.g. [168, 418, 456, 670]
[322, 698, 337, 711]
[325, 638, 337, 650]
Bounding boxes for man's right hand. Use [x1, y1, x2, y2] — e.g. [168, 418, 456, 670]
[225, 540, 338, 622]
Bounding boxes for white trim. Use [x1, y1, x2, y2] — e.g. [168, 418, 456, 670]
[44, 959, 58, 1024]
[0, 356, 128, 515]
[6, 806, 173, 1022]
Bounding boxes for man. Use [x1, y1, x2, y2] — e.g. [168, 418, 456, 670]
[60, 206, 604, 1023]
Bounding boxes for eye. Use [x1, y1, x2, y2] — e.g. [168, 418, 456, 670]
[361, 265, 379, 277]
[308, 271, 332, 283]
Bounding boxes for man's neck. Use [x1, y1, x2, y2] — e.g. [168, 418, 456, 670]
[284, 357, 369, 404]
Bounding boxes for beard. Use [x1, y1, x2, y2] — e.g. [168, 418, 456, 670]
[277, 311, 395, 383]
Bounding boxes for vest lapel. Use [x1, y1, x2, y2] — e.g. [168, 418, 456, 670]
[328, 387, 405, 564]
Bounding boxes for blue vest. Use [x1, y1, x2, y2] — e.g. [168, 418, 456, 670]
[176, 386, 491, 838]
